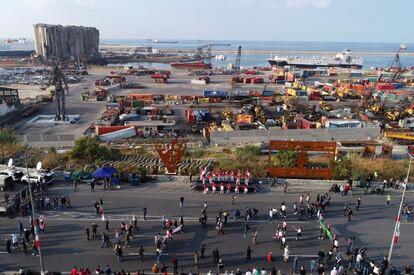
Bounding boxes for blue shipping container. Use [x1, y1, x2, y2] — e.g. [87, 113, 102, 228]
[262, 90, 274, 97]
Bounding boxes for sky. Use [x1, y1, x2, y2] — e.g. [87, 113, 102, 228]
[0, 0, 412, 43]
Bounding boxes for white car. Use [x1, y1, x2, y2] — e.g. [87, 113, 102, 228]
[21, 171, 54, 185]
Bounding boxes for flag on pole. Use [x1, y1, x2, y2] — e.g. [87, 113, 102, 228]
[393, 222, 400, 244]
[35, 234, 40, 249]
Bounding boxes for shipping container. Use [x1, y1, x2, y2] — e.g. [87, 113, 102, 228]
[262, 90, 274, 97]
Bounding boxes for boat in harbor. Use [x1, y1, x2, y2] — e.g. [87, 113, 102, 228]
[267, 49, 363, 69]
[170, 61, 212, 69]
[215, 54, 226, 60]
[152, 39, 178, 44]
[0, 38, 35, 57]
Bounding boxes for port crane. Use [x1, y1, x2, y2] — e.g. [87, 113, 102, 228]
[195, 43, 231, 60]
[378, 43, 407, 82]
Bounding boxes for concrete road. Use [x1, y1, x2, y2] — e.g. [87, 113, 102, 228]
[0, 182, 413, 273]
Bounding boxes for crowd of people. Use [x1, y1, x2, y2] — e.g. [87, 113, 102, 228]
[3, 176, 414, 275]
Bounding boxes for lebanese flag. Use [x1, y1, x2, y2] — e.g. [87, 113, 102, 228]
[246, 170, 251, 178]
[393, 223, 400, 244]
[35, 234, 40, 249]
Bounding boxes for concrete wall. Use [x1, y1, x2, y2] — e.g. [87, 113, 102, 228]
[34, 24, 99, 61]
[210, 127, 381, 145]
[17, 134, 75, 148]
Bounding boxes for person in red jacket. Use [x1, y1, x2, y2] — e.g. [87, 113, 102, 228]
[267, 252, 273, 264]
[71, 266, 78, 275]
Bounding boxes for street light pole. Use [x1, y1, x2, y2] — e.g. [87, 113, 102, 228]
[387, 153, 412, 263]
[24, 151, 45, 272]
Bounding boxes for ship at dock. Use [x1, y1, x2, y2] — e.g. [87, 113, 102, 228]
[170, 61, 212, 69]
[267, 50, 363, 69]
[0, 38, 35, 57]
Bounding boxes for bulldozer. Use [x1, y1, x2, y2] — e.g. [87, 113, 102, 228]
[386, 110, 401, 121]
[254, 105, 266, 123]
[319, 101, 333, 111]
[222, 110, 233, 120]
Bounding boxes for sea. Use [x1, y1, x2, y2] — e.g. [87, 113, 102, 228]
[102, 39, 414, 69]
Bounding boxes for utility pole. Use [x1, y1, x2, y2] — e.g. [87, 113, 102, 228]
[387, 152, 412, 263]
[25, 152, 45, 273]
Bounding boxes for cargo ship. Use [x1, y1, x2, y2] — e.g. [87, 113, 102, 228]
[267, 50, 363, 69]
[170, 61, 212, 70]
[0, 38, 35, 57]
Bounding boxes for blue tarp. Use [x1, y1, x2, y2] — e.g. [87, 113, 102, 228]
[92, 167, 117, 179]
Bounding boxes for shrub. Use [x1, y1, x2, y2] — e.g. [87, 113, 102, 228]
[235, 145, 261, 160]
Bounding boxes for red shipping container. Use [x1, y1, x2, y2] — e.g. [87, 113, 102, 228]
[376, 83, 395, 90]
[96, 125, 131, 135]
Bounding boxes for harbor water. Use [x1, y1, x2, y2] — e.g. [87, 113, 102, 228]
[102, 39, 414, 69]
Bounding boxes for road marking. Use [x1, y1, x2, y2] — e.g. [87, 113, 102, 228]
[243, 220, 310, 224]
[0, 251, 9, 254]
[129, 253, 169, 256]
[290, 254, 318, 258]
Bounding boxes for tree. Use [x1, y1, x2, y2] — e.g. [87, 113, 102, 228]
[0, 128, 17, 164]
[69, 136, 120, 165]
[274, 151, 297, 168]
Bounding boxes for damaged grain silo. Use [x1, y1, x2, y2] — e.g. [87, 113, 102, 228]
[33, 23, 104, 64]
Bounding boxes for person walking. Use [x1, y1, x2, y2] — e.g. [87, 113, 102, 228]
[244, 223, 250, 238]
[245, 246, 252, 262]
[5, 238, 11, 253]
[105, 219, 110, 231]
[115, 244, 123, 262]
[386, 194, 391, 205]
[356, 196, 361, 211]
[139, 245, 145, 262]
[143, 207, 147, 220]
[171, 256, 178, 275]
[85, 227, 90, 241]
[12, 234, 18, 249]
[252, 230, 258, 245]
[22, 238, 27, 255]
[200, 242, 207, 259]
[267, 251, 273, 264]
[180, 196, 184, 209]
[101, 232, 110, 248]
[347, 208, 353, 222]
[18, 221, 24, 236]
[194, 251, 200, 271]
[283, 246, 289, 262]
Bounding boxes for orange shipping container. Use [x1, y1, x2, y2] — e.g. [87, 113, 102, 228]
[236, 114, 254, 124]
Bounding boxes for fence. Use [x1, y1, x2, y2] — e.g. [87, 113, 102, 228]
[210, 127, 381, 146]
[17, 134, 76, 148]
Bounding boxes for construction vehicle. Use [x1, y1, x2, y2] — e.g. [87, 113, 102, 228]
[221, 110, 233, 120]
[319, 101, 333, 111]
[254, 105, 266, 123]
[378, 44, 408, 82]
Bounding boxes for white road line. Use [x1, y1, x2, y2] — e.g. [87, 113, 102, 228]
[243, 220, 310, 224]
[0, 251, 9, 254]
[129, 253, 169, 256]
[290, 255, 318, 258]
